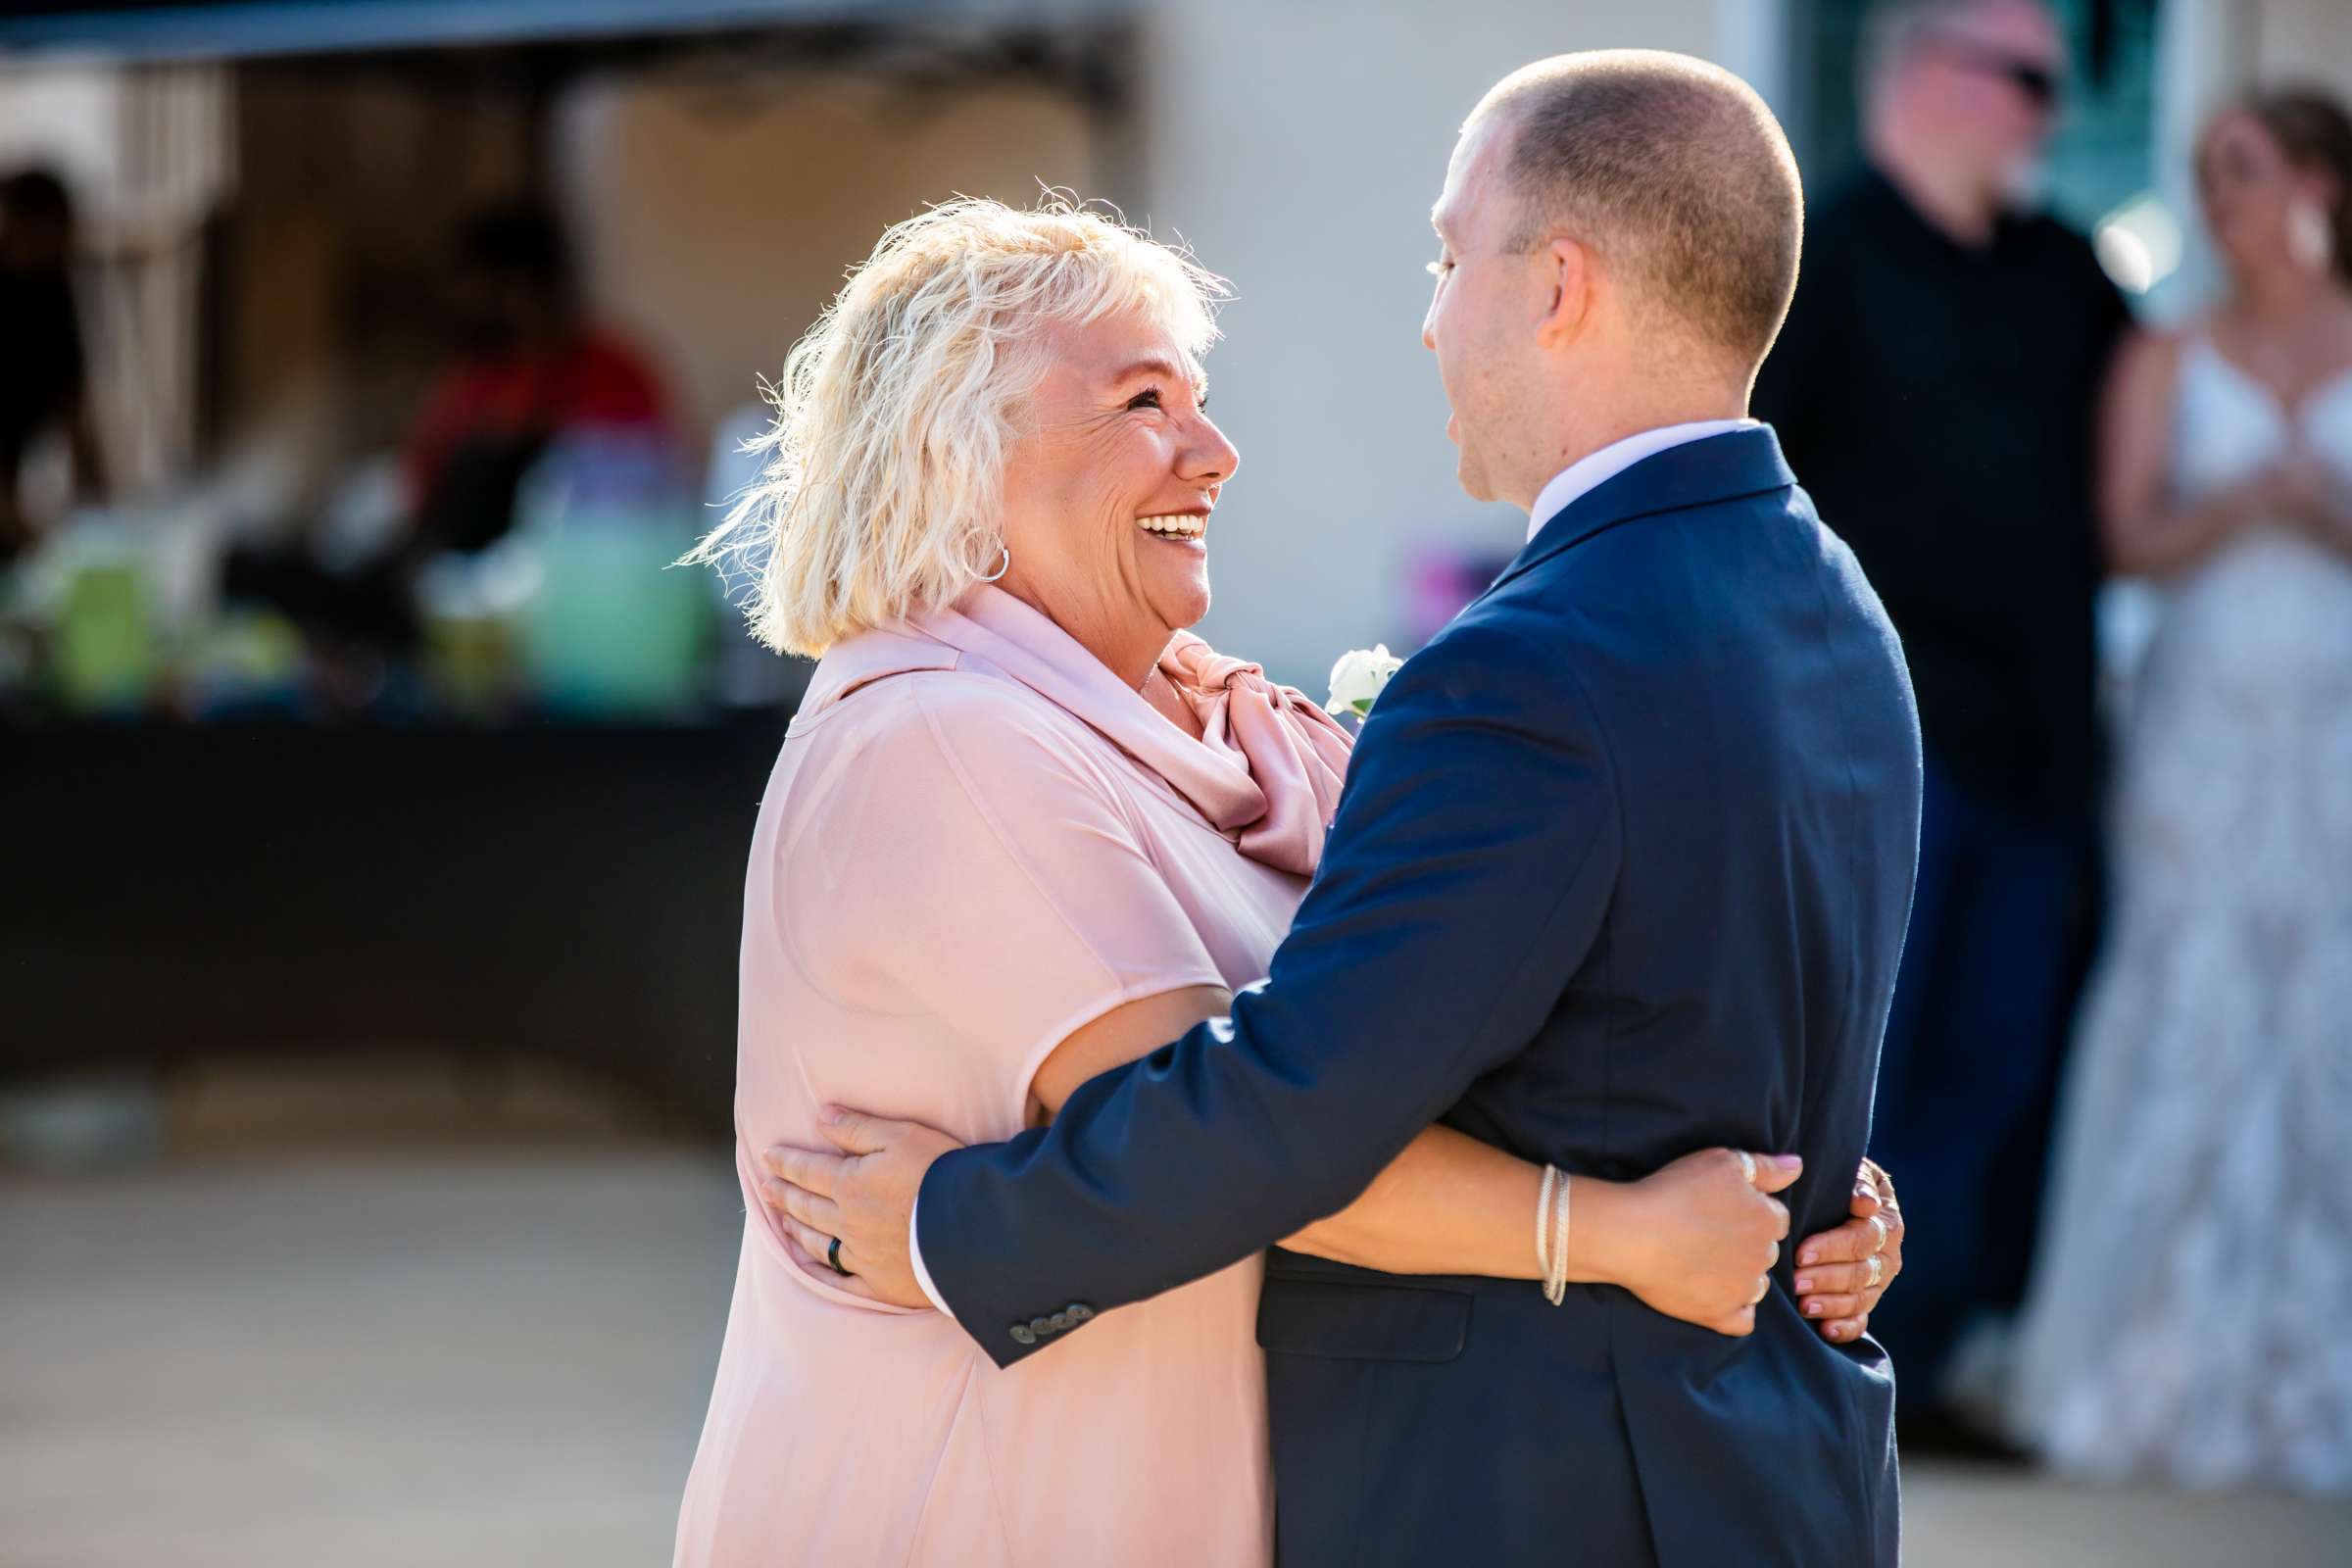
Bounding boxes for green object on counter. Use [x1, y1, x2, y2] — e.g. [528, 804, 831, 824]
[53, 555, 156, 713]
[424, 608, 519, 720]
[520, 523, 710, 717]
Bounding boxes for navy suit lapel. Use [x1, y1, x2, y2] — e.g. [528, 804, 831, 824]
[1483, 425, 1798, 599]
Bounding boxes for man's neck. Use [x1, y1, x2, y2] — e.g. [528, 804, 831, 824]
[1515, 397, 1747, 513]
[1870, 128, 2000, 249]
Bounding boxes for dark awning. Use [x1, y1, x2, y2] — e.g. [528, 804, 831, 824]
[0, 0, 1125, 62]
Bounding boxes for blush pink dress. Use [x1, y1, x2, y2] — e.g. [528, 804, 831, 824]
[672, 584, 1351, 1567]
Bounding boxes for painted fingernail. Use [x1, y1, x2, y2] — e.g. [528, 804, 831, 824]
[1775, 1154, 1804, 1170]
[1794, 1276, 1814, 1294]
[820, 1104, 845, 1124]
[1807, 1299, 1826, 1316]
[1799, 1249, 1819, 1266]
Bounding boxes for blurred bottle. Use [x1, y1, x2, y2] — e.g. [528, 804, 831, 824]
[511, 425, 710, 720]
[416, 543, 531, 722]
[48, 510, 157, 715]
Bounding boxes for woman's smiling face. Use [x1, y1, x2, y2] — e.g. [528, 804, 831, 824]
[995, 307, 1239, 683]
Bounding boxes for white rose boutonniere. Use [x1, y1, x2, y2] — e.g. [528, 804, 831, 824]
[1326, 644, 1403, 720]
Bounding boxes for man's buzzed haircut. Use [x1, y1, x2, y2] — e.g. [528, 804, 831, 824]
[1472, 50, 1804, 371]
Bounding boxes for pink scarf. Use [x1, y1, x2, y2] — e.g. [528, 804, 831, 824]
[856, 588, 1356, 878]
[1153, 631, 1354, 876]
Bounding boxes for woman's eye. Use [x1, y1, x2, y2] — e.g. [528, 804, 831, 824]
[1426, 258, 1454, 278]
[1126, 388, 1163, 412]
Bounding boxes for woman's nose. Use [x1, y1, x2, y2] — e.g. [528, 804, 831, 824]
[1182, 416, 1240, 485]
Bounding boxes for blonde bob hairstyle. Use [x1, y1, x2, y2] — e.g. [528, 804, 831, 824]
[685, 196, 1229, 657]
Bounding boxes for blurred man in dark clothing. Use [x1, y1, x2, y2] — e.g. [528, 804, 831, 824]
[401, 202, 668, 556]
[0, 168, 108, 564]
[223, 201, 669, 655]
[1752, 0, 2129, 1444]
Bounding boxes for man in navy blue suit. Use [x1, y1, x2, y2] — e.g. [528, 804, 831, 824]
[768, 51, 1921, 1566]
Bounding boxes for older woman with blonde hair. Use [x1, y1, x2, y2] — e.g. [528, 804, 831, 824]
[669, 198, 1902, 1565]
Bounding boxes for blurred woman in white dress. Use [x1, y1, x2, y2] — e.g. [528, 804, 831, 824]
[2011, 89, 2352, 1494]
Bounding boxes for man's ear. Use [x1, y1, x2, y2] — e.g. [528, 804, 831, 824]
[1534, 236, 1592, 349]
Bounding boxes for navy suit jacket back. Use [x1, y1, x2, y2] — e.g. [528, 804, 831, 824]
[917, 427, 1922, 1566]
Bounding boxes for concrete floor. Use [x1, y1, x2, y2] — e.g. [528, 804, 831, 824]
[3, 1061, 2345, 1566]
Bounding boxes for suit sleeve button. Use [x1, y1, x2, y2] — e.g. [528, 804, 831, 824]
[1066, 1302, 1095, 1323]
[1009, 1324, 1037, 1346]
[1030, 1316, 1054, 1338]
[1049, 1312, 1071, 1332]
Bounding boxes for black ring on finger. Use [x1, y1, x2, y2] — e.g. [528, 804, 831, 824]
[828, 1235, 853, 1277]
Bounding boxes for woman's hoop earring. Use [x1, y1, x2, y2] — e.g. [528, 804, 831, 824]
[2290, 201, 2334, 274]
[981, 543, 1011, 583]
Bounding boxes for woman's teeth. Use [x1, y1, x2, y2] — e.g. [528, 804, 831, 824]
[1137, 514, 1206, 539]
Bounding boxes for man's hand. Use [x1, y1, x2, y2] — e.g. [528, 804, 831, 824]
[759, 1107, 965, 1311]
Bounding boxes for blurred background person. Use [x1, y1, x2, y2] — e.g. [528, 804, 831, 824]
[402, 201, 671, 560]
[0, 166, 108, 565]
[1750, 0, 2130, 1450]
[220, 199, 674, 655]
[2010, 86, 2352, 1496]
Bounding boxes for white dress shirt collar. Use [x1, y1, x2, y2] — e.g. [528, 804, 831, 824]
[1525, 419, 1756, 542]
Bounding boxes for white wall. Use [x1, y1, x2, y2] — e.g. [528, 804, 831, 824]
[2250, 0, 2352, 106]
[1130, 0, 1768, 685]
[555, 68, 1100, 447]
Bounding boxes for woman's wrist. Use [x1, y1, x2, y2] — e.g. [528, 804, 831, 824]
[1557, 1175, 1639, 1289]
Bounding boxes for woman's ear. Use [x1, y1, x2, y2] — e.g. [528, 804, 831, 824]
[2300, 168, 2342, 219]
[1534, 236, 1592, 349]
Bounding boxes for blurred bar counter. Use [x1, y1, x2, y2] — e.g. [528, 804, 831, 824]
[1, 712, 785, 1132]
